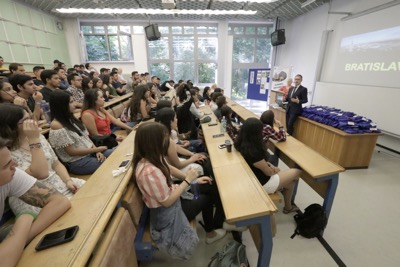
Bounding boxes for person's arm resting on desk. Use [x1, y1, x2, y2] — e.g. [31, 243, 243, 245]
[0, 182, 70, 266]
[19, 181, 71, 242]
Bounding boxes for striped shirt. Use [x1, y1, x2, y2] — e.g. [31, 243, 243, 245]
[135, 159, 177, 208]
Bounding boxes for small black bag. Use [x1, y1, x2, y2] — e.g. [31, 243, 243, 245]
[90, 134, 118, 149]
[291, 203, 327, 239]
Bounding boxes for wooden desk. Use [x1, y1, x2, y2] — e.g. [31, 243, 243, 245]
[104, 92, 132, 109]
[17, 127, 136, 266]
[225, 98, 345, 221]
[200, 105, 277, 267]
[70, 92, 132, 120]
[294, 116, 382, 168]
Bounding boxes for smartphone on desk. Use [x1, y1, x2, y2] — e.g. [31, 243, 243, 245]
[218, 144, 226, 149]
[119, 160, 130, 168]
[35, 225, 79, 251]
[208, 122, 218, 126]
[212, 133, 224, 138]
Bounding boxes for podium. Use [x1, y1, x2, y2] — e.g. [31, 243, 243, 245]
[268, 90, 287, 130]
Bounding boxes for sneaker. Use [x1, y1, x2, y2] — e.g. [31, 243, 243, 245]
[223, 222, 248, 232]
[206, 229, 226, 244]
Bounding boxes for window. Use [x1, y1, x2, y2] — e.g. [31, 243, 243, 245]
[147, 25, 218, 85]
[81, 24, 133, 62]
[229, 25, 273, 100]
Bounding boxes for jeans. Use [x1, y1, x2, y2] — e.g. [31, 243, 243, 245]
[66, 148, 114, 175]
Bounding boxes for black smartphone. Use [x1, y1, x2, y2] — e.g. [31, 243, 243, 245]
[218, 144, 226, 149]
[35, 225, 79, 251]
[119, 160, 130, 168]
[208, 122, 218, 126]
[212, 133, 224, 138]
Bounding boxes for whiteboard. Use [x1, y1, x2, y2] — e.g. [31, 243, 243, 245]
[313, 82, 400, 136]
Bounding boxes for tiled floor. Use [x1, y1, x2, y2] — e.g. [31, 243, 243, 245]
[140, 100, 400, 267]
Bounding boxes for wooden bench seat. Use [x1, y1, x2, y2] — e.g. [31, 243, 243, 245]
[88, 207, 137, 267]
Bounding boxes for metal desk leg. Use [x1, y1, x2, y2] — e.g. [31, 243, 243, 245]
[319, 174, 339, 219]
[291, 178, 300, 204]
[235, 215, 273, 267]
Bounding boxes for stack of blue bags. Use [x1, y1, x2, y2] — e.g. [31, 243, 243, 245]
[302, 105, 380, 134]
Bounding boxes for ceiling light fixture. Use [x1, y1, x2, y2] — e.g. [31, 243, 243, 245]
[56, 8, 257, 15]
[211, 0, 278, 2]
[301, 0, 317, 8]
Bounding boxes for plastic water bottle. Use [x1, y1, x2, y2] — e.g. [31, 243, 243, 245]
[40, 101, 51, 124]
[220, 116, 227, 133]
[191, 181, 200, 200]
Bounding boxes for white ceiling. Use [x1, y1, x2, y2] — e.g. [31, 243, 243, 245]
[16, 0, 330, 21]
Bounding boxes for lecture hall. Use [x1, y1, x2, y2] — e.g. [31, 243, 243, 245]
[0, 0, 399, 266]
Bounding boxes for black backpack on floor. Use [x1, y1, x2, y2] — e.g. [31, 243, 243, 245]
[291, 203, 328, 239]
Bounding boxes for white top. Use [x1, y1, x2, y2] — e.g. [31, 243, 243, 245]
[0, 168, 36, 218]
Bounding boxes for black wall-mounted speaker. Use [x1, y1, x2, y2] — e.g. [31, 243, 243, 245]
[144, 24, 161, 41]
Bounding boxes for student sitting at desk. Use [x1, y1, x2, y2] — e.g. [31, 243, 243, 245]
[156, 108, 207, 174]
[0, 80, 17, 104]
[101, 75, 118, 99]
[125, 85, 151, 128]
[48, 91, 114, 175]
[220, 105, 239, 141]
[81, 89, 132, 144]
[0, 138, 70, 267]
[133, 123, 226, 259]
[0, 104, 85, 216]
[260, 110, 286, 142]
[234, 118, 301, 214]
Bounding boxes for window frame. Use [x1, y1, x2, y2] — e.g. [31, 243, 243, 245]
[147, 24, 218, 85]
[80, 24, 134, 62]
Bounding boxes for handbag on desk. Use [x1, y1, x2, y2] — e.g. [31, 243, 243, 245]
[90, 134, 118, 149]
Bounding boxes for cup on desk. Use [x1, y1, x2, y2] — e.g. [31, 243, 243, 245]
[225, 140, 232, 152]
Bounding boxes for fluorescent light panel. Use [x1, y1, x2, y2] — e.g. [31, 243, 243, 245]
[56, 8, 257, 15]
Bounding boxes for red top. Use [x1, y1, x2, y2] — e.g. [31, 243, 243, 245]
[82, 109, 111, 135]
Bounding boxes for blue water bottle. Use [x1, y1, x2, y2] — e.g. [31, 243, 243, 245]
[40, 101, 51, 124]
[191, 180, 200, 200]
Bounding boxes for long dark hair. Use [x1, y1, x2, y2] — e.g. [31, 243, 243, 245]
[82, 77, 92, 92]
[133, 122, 172, 186]
[203, 86, 211, 100]
[92, 77, 102, 89]
[260, 110, 274, 127]
[82, 88, 102, 112]
[176, 83, 190, 102]
[155, 107, 175, 134]
[234, 118, 267, 159]
[101, 74, 111, 86]
[0, 103, 26, 149]
[129, 84, 149, 120]
[49, 90, 86, 136]
[220, 106, 233, 126]
[147, 82, 156, 99]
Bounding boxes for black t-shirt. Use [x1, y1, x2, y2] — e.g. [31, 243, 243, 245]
[27, 96, 35, 112]
[242, 150, 270, 185]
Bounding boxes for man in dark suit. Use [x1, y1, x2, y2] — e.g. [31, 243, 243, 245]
[286, 74, 308, 135]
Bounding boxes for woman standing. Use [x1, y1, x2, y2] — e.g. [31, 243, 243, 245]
[49, 91, 114, 175]
[234, 118, 301, 214]
[133, 122, 225, 260]
[0, 104, 85, 215]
